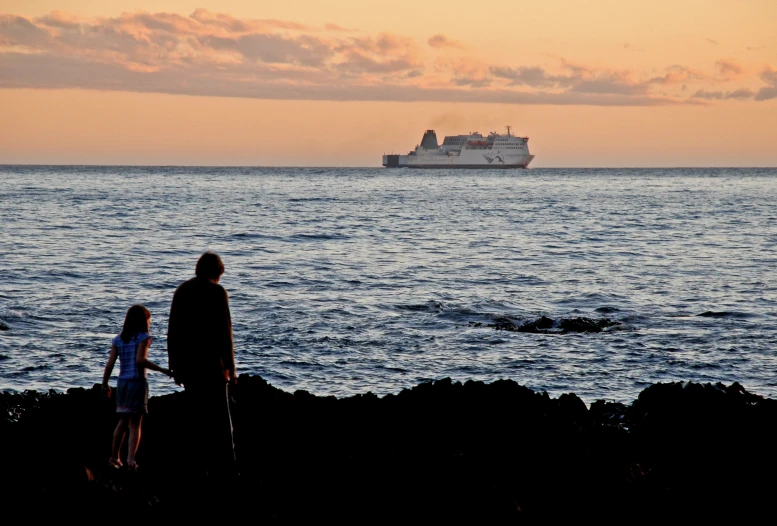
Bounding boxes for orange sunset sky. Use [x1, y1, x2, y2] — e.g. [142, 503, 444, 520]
[1, 0, 775, 167]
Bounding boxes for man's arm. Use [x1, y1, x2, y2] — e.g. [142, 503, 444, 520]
[219, 287, 237, 383]
[167, 288, 184, 385]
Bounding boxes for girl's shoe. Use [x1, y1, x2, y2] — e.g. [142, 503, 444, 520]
[127, 459, 139, 472]
[108, 458, 123, 469]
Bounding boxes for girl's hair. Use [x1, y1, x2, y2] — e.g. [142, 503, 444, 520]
[120, 304, 151, 343]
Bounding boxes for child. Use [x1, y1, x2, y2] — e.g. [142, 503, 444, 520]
[101, 304, 171, 471]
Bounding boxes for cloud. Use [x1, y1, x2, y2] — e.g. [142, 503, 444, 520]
[0, 14, 51, 47]
[324, 23, 355, 32]
[755, 87, 777, 101]
[687, 64, 777, 102]
[649, 65, 709, 85]
[335, 33, 422, 74]
[0, 51, 691, 106]
[0, 9, 764, 107]
[715, 59, 743, 80]
[571, 74, 649, 96]
[208, 34, 334, 66]
[428, 34, 464, 49]
[491, 62, 649, 95]
[759, 66, 777, 86]
[755, 66, 777, 101]
[693, 89, 755, 100]
[688, 64, 777, 101]
[33, 10, 87, 30]
[451, 76, 491, 87]
[336, 52, 421, 74]
[190, 8, 311, 33]
[490, 65, 576, 88]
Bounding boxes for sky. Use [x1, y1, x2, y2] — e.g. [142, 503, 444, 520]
[1, 1, 776, 166]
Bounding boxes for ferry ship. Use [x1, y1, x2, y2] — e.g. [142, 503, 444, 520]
[382, 127, 534, 169]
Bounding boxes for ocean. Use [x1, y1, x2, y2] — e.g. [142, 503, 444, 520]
[1, 165, 776, 404]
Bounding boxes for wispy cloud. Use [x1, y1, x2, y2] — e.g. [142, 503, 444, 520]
[715, 59, 743, 80]
[324, 23, 356, 33]
[428, 34, 464, 50]
[690, 65, 777, 102]
[0, 10, 770, 107]
[755, 66, 777, 101]
[693, 88, 755, 100]
[490, 65, 578, 88]
[649, 65, 709, 85]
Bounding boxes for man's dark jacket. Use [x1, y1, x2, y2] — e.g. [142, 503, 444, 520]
[167, 276, 235, 386]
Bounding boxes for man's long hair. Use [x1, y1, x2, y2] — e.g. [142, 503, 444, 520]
[120, 304, 151, 343]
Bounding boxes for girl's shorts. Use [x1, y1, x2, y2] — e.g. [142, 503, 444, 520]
[116, 378, 149, 414]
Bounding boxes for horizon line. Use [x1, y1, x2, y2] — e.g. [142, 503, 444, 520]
[2, 163, 777, 170]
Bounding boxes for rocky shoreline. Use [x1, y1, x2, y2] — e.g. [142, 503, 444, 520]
[3, 375, 777, 520]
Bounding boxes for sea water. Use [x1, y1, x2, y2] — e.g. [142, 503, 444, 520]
[1, 166, 776, 404]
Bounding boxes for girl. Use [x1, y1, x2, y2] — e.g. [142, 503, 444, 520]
[101, 304, 171, 471]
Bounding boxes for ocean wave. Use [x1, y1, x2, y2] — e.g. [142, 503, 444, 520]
[290, 233, 350, 241]
[395, 301, 446, 312]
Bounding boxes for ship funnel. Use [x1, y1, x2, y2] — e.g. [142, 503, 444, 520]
[420, 129, 439, 150]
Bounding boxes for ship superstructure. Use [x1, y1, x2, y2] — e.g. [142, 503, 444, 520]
[383, 127, 534, 169]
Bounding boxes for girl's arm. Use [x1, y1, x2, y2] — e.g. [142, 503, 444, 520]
[102, 345, 118, 392]
[135, 338, 172, 376]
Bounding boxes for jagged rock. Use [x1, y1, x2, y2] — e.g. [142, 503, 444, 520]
[0, 321, 10, 331]
[3, 377, 777, 519]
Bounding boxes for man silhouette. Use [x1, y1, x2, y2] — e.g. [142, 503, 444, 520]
[167, 251, 238, 479]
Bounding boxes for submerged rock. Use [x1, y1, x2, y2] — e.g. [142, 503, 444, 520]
[479, 315, 620, 334]
[558, 316, 620, 333]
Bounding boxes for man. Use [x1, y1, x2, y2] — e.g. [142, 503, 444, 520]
[167, 251, 238, 479]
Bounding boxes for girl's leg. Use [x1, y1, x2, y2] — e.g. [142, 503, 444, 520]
[110, 416, 129, 466]
[127, 414, 143, 470]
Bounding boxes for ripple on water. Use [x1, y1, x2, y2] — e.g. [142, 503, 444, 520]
[1, 167, 777, 403]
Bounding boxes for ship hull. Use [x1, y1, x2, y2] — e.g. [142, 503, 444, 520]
[383, 154, 535, 169]
[402, 159, 533, 169]
[402, 164, 531, 169]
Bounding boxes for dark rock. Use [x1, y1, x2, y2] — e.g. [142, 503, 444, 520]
[484, 315, 619, 334]
[0, 321, 9, 331]
[3, 377, 777, 519]
[558, 316, 619, 333]
[518, 315, 556, 333]
[590, 399, 628, 426]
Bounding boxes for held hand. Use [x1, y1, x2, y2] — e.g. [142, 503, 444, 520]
[222, 368, 238, 384]
[101, 384, 112, 397]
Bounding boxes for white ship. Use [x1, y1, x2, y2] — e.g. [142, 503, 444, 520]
[382, 126, 534, 169]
